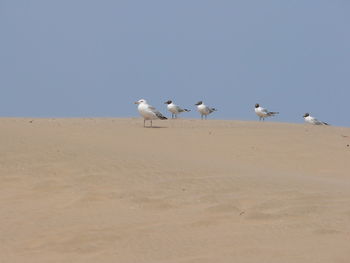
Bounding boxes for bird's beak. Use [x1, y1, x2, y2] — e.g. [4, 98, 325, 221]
[134, 101, 138, 104]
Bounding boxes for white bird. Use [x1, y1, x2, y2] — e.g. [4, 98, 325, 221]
[164, 100, 190, 119]
[134, 99, 167, 127]
[195, 101, 217, 120]
[255, 103, 279, 121]
[303, 113, 329, 125]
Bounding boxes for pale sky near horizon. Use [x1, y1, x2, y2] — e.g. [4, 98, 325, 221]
[1, 1, 349, 126]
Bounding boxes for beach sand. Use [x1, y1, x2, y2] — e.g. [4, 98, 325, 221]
[1, 118, 350, 262]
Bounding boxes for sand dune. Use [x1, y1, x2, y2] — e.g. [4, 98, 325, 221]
[1, 118, 350, 262]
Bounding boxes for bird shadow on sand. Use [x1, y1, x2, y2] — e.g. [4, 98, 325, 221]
[144, 126, 168, 129]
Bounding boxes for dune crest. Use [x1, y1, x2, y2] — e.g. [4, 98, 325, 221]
[1, 118, 350, 262]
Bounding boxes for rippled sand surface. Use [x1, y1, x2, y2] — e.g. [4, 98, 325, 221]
[1, 118, 350, 262]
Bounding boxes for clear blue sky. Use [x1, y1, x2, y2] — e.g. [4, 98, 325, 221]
[1, 0, 349, 126]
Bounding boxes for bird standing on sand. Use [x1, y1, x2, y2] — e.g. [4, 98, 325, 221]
[164, 100, 190, 119]
[195, 101, 217, 120]
[134, 99, 167, 127]
[303, 113, 329, 125]
[254, 103, 279, 121]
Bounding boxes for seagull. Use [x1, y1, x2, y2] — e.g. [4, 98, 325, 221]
[134, 99, 167, 127]
[303, 113, 329, 125]
[164, 100, 190, 119]
[195, 101, 217, 120]
[255, 103, 279, 121]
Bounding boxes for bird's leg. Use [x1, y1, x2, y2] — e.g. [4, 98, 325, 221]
[201, 115, 203, 120]
[150, 120, 153, 127]
[144, 119, 146, 127]
[205, 115, 207, 120]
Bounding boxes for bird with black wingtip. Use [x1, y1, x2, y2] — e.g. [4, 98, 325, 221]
[303, 113, 329, 125]
[134, 99, 167, 127]
[254, 103, 279, 121]
[195, 101, 217, 120]
[164, 100, 190, 119]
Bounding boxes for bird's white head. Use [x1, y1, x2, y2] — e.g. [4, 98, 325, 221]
[134, 99, 147, 105]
